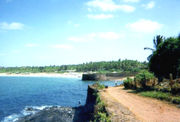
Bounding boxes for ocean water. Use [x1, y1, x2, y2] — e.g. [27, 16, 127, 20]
[0, 76, 122, 122]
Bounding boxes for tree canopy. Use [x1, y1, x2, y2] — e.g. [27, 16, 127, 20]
[0, 59, 147, 74]
[149, 34, 180, 79]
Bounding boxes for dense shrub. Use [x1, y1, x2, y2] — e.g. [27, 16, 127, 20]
[171, 97, 180, 104]
[93, 93, 110, 122]
[94, 112, 110, 122]
[171, 83, 180, 95]
[149, 35, 180, 79]
[123, 71, 155, 90]
[135, 70, 155, 89]
[123, 77, 134, 89]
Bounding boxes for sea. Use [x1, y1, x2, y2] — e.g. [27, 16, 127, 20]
[0, 76, 122, 122]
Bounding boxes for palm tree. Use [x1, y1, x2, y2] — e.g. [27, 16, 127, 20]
[144, 35, 164, 61]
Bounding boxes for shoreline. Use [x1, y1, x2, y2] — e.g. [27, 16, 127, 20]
[0, 72, 83, 79]
[0, 72, 131, 81]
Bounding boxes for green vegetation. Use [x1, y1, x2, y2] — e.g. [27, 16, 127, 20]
[140, 91, 171, 101]
[123, 77, 134, 89]
[0, 59, 147, 74]
[135, 70, 155, 89]
[91, 83, 110, 122]
[124, 70, 156, 90]
[93, 93, 110, 122]
[93, 82, 105, 90]
[75, 59, 146, 73]
[144, 35, 164, 61]
[139, 91, 180, 104]
[123, 71, 180, 104]
[148, 34, 180, 79]
[123, 34, 180, 105]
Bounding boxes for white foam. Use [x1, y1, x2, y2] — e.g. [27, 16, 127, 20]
[2, 114, 19, 122]
[2, 105, 56, 122]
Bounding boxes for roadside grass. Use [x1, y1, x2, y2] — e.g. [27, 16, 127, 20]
[139, 91, 180, 104]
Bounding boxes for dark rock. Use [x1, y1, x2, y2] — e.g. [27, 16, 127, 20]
[25, 107, 34, 111]
[18, 107, 75, 122]
[17, 85, 98, 122]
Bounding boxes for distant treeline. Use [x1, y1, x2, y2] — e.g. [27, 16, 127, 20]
[0, 59, 147, 74]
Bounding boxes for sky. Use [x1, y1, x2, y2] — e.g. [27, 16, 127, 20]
[0, 0, 180, 67]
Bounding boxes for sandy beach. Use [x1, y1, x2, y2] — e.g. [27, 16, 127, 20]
[0, 72, 83, 79]
[0, 72, 130, 81]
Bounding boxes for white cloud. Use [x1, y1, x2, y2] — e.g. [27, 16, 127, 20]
[0, 22, 24, 30]
[87, 14, 114, 19]
[86, 0, 135, 12]
[142, 1, 155, 9]
[126, 19, 163, 33]
[25, 43, 39, 47]
[123, 0, 140, 3]
[68, 32, 123, 42]
[51, 44, 73, 50]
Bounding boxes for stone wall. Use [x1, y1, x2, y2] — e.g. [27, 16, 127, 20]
[82, 74, 107, 81]
[82, 73, 134, 81]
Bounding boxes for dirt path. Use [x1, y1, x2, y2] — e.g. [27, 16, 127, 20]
[100, 86, 180, 122]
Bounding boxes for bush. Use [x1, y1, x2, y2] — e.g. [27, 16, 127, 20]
[171, 97, 180, 104]
[93, 93, 111, 122]
[123, 77, 134, 89]
[94, 112, 111, 122]
[135, 70, 155, 89]
[171, 83, 180, 95]
[93, 82, 105, 90]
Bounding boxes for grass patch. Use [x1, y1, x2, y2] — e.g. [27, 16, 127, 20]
[140, 91, 171, 101]
[139, 91, 180, 104]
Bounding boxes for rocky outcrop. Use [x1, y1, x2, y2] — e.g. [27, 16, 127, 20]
[17, 106, 75, 122]
[17, 85, 99, 122]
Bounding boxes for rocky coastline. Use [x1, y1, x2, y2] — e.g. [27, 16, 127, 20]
[17, 85, 98, 122]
